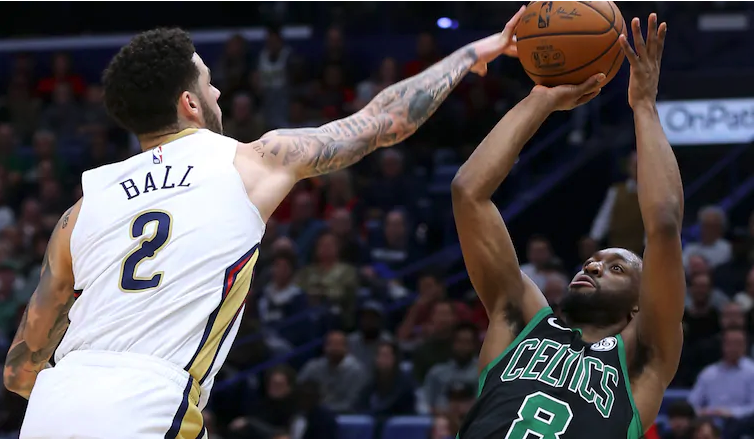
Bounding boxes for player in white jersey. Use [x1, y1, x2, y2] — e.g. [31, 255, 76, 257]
[3, 22, 520, 438]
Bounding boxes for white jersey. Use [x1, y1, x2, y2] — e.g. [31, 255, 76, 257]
[57, 128, 264, 409]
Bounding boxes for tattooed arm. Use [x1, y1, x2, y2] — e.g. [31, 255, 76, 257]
[234, 12, 524, 221]
[3, 200, 81, 399]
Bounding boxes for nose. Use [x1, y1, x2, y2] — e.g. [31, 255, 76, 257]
[584, 261, 602, 276]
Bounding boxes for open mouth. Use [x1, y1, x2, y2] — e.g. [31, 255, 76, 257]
[569, 274, 596, 288]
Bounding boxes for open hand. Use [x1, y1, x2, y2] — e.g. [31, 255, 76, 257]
[619, 13, 667, 109]
[531, 73, 606, 112]
[470, 5, 525, 76]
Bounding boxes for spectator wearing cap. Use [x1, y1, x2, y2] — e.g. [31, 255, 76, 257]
[689, 328, 754, 436]
[683, 206, 732, 270]
[358, 341, 416, 418]
[348, 301, 393, 368]
[660, 400, 696, 439]
[257, 250, 310, 345]
[422, 322, 479, 413]
[298, 330, 366, 413]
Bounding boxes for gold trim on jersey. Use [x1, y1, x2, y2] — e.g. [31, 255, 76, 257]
[166, 377, 203, 439]
[185, 245, 259, 385]
[162, 128, 199, 146]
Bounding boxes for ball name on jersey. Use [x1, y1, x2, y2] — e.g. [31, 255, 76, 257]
[119, 165, 194, 200]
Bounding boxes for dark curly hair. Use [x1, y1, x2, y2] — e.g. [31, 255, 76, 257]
[103, 28, 199, 135]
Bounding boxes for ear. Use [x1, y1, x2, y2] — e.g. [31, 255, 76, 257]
[178, 91, 200, 118]
[630, 306, 639, 320]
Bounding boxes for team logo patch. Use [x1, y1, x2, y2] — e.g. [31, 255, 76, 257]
[152, 146, 163, 164]
[591, 336, 617, 352]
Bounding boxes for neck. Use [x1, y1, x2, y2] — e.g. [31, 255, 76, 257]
[139, 126, 199, 152]
[573, 322, 626, 343]
[724, 357, 740, 367]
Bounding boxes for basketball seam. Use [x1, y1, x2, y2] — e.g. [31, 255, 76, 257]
[577, 1, 616, 27]
[516, 2, 617, 41]
[522, 18, 624, 78]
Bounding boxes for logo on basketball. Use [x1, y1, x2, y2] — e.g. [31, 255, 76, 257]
[531, 49, 565, 70]
[537, 1, 553, 28]
[591, 337, 617, 352]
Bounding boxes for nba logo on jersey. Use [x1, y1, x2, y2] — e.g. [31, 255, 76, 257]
[152, 147, 163, 164]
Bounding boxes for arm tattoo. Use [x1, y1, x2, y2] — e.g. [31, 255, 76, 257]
[3, 215, 74, 399]
[266, 46, 479, 178]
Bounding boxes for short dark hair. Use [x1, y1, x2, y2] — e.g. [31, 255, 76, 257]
[667, 400, 695, 419]
[103, 28, 199, 135]
[454, 321, 480, 342]
[273, 249, 298, 270]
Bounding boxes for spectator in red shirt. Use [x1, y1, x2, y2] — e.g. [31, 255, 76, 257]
[403, 32, 441, 78]
[36, 52, 86, 99]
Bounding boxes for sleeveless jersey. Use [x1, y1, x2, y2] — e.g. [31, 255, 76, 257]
[458, 307, 643, 439]
[56, 129, 264, 409]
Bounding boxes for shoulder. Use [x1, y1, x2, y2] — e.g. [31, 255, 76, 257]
[697, 362, 720, 380]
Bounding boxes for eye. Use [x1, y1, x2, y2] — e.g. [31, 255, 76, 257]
[611, 265, 624, 273]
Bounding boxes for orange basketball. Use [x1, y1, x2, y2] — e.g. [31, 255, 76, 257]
[516, 1, 627, 87]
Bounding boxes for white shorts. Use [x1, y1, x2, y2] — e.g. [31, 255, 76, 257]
[20, 350, 206, 439]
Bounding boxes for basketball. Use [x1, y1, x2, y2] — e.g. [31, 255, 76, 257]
[516, 1, 627, 87]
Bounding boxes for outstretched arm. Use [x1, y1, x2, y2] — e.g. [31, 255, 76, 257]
[3, 201, 80, 399]
[236, 8, 526, 221]
[620, 13, 684, 389]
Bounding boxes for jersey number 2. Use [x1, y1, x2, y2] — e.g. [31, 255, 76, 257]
[505, 392, 573, 439]
[120, 210, 172, 292]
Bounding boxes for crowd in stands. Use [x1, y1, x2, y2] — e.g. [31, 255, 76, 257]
[0, 25, 752, 440]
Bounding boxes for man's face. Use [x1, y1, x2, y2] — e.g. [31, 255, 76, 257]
[191, 53, 223, 134]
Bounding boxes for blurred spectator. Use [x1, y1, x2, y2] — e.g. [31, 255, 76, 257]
[26, 130, 69, 183]
[327, 208, 367, 265]
[281, 99, 320, 129]
[682, 302, 748, 385]
[688, 329, 754, 430]
[358, 340, 415, 417]
[588, 152, 643, 255]
[223, 93, 266, 143]
[318, 27, 355, 87]
[520, 235, 561, 291]
[444, 382, 476, 437]
[78, 84, 110, 136]
[423, 322, 479, 413]
[78, 125, 116, 173]
[404, 32, 441, 78]
[311, 64, 353, 120]
[296, 232, 358, 329]
[683, 206, 732, 270]
[412, 300, 458, 383]
[201, 410, 223, 439]
[365, 150, 418, 218]
[354, 57, 398, 109]
[734, 266, 754, 313]
[257, 250, 309, 344]
[36, 52, 86, 99]
[280, 192, 325, 260]
[368, 209, 423, 273]
[542, 272, 567, 318]
[576, 235, 599, 274]
[228, 365, 297, 438]
[397, 271, 471, 343]
[683, 273, 722, 345]
[348, 301, 392, 368]
[428, 414, 453, 440]
[684, 255, 729, 310]
[0, 261, 22, 336]
[298, 330, 366, 413]
[692, 418, 721, 439]
[0, 123, 28, 186]
[257, 26, 292, 128]
[714, 230, 751, 296]
[1, 75, 41, 141]
[660, 400, 696, 439]
[289, 380, 338, 439]
[0, 178, 15, 232]
[213, 34, 252, 103]
[321, 170, 361, 221]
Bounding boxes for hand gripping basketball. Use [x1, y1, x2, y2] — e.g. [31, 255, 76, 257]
[469, 5, 526, 76]
[532, 73, 606, 112]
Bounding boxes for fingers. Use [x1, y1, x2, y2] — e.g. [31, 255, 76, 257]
[575, 73, 606, 96]
[646, 13, 658, 57]
[657, 21, 667, 62]
[504, 5, 527, 37]
[631, 17, 647, 59]
[576, 89, 601, 107]
[619, 34, 638, 65]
